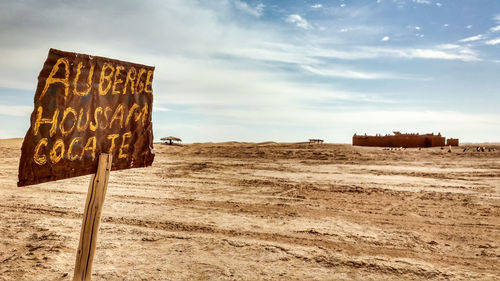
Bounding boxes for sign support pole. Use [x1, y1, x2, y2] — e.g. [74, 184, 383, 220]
[73, 153, 112, 281]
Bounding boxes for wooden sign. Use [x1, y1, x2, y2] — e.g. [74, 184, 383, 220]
[18, 49, 155, 187]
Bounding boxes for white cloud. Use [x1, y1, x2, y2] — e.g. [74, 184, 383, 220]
[485, 38, 500, 45]
[466, 25, 473, 29]
[301, 65, 426, 80]
[154, 56, 395, 113]
[403, 48, 476, 61]
[153, 104, 169, 112]
[340, 3, 346, 8]
[437, 44, 460, 50]
[337, 26, 375, 33]
[413, 0, 430, 4]
[0, 105, 33, 117]
[415, 26, 421, 30]
[286, 14, 312, 29]
[231, 42, 480, 63]
[311, 4, 322, 8]
[490, 25, 500, 32]
[436, 2, 442, 7]
[355, 46, 480, 62]
[222, 43, 318, 65]
[443, 23, 449, 27]
[458, 34, 484, 42]
[381, 36, 390, 41]
[233, 1, 265, 17]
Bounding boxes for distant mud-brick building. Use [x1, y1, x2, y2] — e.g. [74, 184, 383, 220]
[446, 138, 459, 146]
[352, 131, 453, 148]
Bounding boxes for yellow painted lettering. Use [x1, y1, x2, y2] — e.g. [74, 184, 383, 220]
[33, 138, 48, 165]
[98, 63, 114, 95]
[140, 104, 149, 127]
[119, 132, 132, 159]
[59, 107, 77, 136]
[67, 137, 82, 161]
[108, 104, 124, 129]
[100, 106, 113, 129]
[40, 57, 70, 100]
[144, 70, 153, 94]
[123, 67, 136, 95]
[135, 68, 146, 94]
[33, 106, 59, 137]
[82, 136, 97, 161]
[107, 134, 119, 155]
[77, 108, 90, 132]
[89, 107, 102, 131]
[73, 62, 95, 96]
[50, 139, 65, 164]
[125, 103, 139, 126]
[112, 65, 124, 94]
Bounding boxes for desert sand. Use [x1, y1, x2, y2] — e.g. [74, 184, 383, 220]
[0, 138, 499, 280]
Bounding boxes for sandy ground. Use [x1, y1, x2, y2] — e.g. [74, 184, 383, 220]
[0, 138, 499, 280]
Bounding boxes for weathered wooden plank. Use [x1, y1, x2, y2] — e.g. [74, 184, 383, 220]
[73, 153, 112, 281]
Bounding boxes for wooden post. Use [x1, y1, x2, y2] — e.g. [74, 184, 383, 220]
[73, 154, 112, 281]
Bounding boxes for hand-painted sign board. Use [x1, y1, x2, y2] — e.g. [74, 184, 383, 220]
[18, 49, 155, 187]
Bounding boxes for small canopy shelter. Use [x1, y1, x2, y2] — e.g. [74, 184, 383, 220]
[161, 136, 182, 145]
[309, 139, 324, 144]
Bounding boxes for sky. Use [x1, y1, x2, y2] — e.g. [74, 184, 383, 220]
[0, 0, 499, 143]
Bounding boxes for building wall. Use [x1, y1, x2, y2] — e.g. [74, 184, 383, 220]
[447, 138, 459, 146]
[353, 134, 445, 148]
